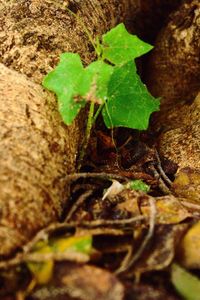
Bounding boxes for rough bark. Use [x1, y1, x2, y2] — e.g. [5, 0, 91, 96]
[0, 63, 83, 256]
[0, 0, 136, 84]
[0, 0, 136, 256]
[129, 0, 182, 42]
[158, 93, 200, 170]
[144, 0, 200, 170]
[146, 0, 200, 112]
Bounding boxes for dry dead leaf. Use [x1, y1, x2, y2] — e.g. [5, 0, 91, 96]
[142, 196, 191, 224]
[117, 190, 191, 224]
[133, 224, 188, 274]
[172, 168, 200, 203]
[129, 282, 180, 300]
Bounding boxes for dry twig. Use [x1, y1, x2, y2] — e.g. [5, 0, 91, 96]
[0, 214, 146, 270]
[65, 189, 94, 222]
[155, 149, 173, 186]
[115, 197, 157, 274]
[0, 251, 89, 270]
[64, 172, 129, 183]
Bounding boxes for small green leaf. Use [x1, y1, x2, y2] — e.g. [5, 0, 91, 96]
[43, 53, 85, 125]
[102, 61, 160, 130]
[127, 180, 150, 192]
[102, 23, 153, 65]
[171, 263, 200, 300]
[78, 60, 114, 103]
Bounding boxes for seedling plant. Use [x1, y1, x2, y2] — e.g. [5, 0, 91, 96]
[43, 21, 160, 166]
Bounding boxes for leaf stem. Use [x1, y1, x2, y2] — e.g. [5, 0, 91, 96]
[78, 102, 95, 170]
[92, 104, 104, 124]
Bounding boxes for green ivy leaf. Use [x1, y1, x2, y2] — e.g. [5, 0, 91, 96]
[78, 60, 114, 103]
[171, 263, 200, 300]
[102, 23, 153, 65]
[42, 24, 159, 132]
[43, 54, 114, 124]
[42, 53, 85, 125]
[102, 61, 160, 130]
[127, 180, 150, 192]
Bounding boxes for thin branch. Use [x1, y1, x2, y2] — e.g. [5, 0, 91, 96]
[0, 251, 89, 270]
[115, 197, 157, 274]
[181, 201, 200, 211]
[155, 149, 173, 186]
[23, 223, 75, 254]
[23, 215, 145, 255]
[64, 172, 129, 183]
[0, 215, 145, 270]
[115, 245, 133, 274]
[75, 215, 145, 227]
[65, 190, 94, 222]
[151, 166, 171, 195]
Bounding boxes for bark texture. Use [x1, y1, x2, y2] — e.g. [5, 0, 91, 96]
[0, 63, 83, 255]
[144, 0, 200, 170]
[0, 0, 136, 84]
[129, 0, 182, 42]
[159, 93, 200, 170]
[0, 0, 136, 256]
[146, 0, 200, 112]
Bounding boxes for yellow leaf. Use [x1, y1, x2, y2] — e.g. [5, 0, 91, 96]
[50, 235, 92, 254]
[173, 168, 200, 203]
[143, 196, 191, 224]
[27, 245, 53, 285]
[117, 191, 190, 224]
[178, 221, 200, 268]
[27, 235, 92, 285]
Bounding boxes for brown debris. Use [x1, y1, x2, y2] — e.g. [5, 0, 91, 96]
[172, 167, 200, 203]
[31, 262, 124, 300]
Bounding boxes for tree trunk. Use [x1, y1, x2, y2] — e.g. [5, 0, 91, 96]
[0, 0, 136, 84]
[0, 0, 136, 256]
[146, 0, 200, 112]
[0, 63, 84, 256]
[145, 0, 200, 170]
[158, 93, 200, 170]
[129, 0, 182, 42]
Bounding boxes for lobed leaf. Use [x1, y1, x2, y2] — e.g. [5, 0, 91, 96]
[43, 53, 85, 125]
[102, 23, 153, 65]
[42, 24, 159, 131]
[102, 61, 160, 130]
[78, 60, 114, 103]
